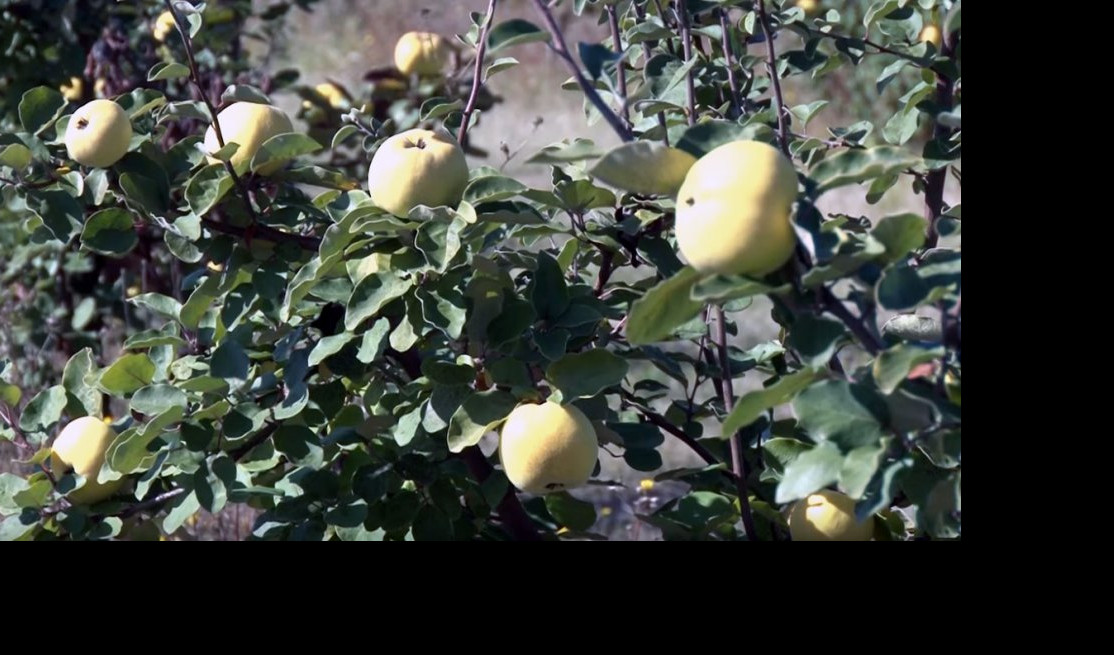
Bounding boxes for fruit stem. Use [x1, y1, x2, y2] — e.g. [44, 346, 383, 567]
[459, 0, 498, 146]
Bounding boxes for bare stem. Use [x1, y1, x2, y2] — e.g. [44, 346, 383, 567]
[459, 0, 497, 146]
[631, 2, 670, 144]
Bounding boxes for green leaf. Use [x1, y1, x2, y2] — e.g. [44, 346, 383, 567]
[691, 274, 791, 304]
[419, 97, 463, 121]
[463, 176, 528, 205]
[345, 272, 412, 331]
[809, 146, 920, 194]
[19, 86, 66, 134]
[546, 349, 628, 399]
[487, 19, 548, 52]
[626, 267, 704, 345]
[446, 390, 518, 453]
[876, 249, 960, 311]
[18, 385, 67, 433]
[415, 217, 465, 273]
[871, 213, 926, 263]
[308, 333, 355, 367]
[99, 354, 156, 395]
[794, 379, 889, 450]
[722, 369, 822, 436]
[0, 143, 32, 170]
[531, 252, 569, 320]
[356, 318, 391, 364]
[250, 133, 322, 173]
[147, 61, 191, 81]
[0, 382, 21, 408]
[525, 138, 602, 164]
[589, 141, 696, 196]
[789, 100, 829, 129]
[130, 384, 188, 416]
[786, 316, 846, 369]
[210, 341, 250, 382]
[129, 293, 183, 321]
[873, 345, 944, 394]
[61, 348, 100, 417]
[762, 437, 813, 473]
[665, 491, 737, 534]
[185, 164, 234, 215]
[545, 491, 597, 531]
[484, 56, 519, 80]
[1, 474, 31, 516]
[775, 441, 843, 503]
[80, 208, 138, 257]
[675, 121, 751, 158]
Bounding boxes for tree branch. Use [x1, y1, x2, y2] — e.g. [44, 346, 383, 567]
[530, 0, 633, 142]
[459, 0, 497, 146]
[718, 8, 743, 119]
[631, 2, 669, 144]
[923, 38, 956, 250]
[459, 446, 541, 541]
[605, 4, 630, 128]
[755, 1, 789, 155]
[711, 305, 758, 539]
[115, 487, 187, 520]
[675, 3, 697, 127]
[202, 217, 320, 251]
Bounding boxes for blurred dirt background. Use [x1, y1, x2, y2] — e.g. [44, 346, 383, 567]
[1, 0, 958, 540]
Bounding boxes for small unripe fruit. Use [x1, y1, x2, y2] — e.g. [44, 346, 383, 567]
[788, 489, 873, 541]
[675, 140, 799, 277]
[64, 99, 133, 168]
[498, 402, 599, 495]
[394, 31, 451, 77]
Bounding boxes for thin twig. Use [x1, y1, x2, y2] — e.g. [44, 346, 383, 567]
[711, 305, 758, 539]
[620, 392, 720, 468]
[820, 287, 883, 355]
[530, 0, 633, 142]
[164, 0, 262, 227]
[201, 217, 320, 251]
[675, 3, 697, 127]
[923, 37, 956, 250]
[605, 4, 630, 127]
[115, 487, 188, 519]
[717, 8, 742, 119]
[631, 2, 669, 144]
[459, 0, 497, 145]
[755, 1, 789, 155]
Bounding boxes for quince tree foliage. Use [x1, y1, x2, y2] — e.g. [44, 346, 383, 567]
[0, 0, 960, 541]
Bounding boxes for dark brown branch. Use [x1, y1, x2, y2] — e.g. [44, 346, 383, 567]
[116, 487, 187, 519]
[718, 8, 742, 119]
[605, 4, 630, 127]
[621, 392, 719, 468]
[164, 0, 262, 227]
[820, 287, 883, 356]
[231, 421, 281, 461]
[631, 2, 669, 144]
[923, 38, 956, 250]
[459, 0, 497, 146]
[711, 305, 758, 539]
[202, 217, 320, 251]
[675, 3, 697, 127]
[755, 1, 789, 155]
[594, 248, 615, 297]
[459, 446, 541, 541]
[530, 0, 633, 142]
